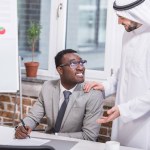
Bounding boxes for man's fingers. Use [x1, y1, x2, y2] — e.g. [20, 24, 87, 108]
[106, 114, 116, 122]
[97, 106, 120, 124]
[15, 129, 28, 139]
[106, 106, 120, 122]
[97, 113, 115, 124]
[96, 117, 108, 124]
[83, 81, 100, 92]
[83, 82, 91, 92]
[93, 85, 102, 90]
[26, 126, 32, 134]
[107, 107, 115, 115]
[18, 126, 28, 134]
[15, 126, 32, 139]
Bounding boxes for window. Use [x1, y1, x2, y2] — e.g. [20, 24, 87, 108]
[66, 0, 107, 71]
[18, 0, 121, 80]
[18, 0, 51, 70]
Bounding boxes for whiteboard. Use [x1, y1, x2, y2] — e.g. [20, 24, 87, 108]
[0, 0, 19, 92]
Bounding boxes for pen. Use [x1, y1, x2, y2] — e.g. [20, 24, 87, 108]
[20, 119, 30, 138]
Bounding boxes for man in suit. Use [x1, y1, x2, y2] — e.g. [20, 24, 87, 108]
[15, 49, 104, 141]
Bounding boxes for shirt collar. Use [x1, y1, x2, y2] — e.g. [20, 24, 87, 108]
[60, 82, 77, 94]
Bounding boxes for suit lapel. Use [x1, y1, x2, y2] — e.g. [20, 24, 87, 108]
[61, 84, 83, 128]
[52, 80, 60, 123]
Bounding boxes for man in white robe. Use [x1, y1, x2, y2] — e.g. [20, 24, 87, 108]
[84, 0, 150, 149]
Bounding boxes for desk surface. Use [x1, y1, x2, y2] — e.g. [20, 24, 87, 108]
[31, 131, 143, 150]
[0, 126, 143, 150]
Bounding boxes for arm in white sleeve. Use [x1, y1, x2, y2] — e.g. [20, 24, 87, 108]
[102, 69, 119, 97]
[118, 48, 150, 123]
[118, 90, 150, 123]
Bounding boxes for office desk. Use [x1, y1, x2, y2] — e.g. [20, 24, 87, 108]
[31, 131, 143, 150]
[0, 126, 143, 150]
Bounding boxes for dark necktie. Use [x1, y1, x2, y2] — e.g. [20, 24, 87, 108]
[54, 90, 72, 132]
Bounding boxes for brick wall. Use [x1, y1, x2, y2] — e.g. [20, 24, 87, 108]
[0, 94, 46, 129]
[98, 106, 112, 142]
[0, 80, 115, 143]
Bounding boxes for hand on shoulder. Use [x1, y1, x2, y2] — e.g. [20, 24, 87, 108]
[83, 81, 104, 93]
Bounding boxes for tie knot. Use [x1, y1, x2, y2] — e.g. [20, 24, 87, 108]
[63, 90, 72, 100]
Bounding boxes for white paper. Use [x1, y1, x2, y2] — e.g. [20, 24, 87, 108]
[5, 138, 50, 146]
[0, 126, 50, 146]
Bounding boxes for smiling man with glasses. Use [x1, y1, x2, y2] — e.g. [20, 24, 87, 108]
[15, 49, 104, 141]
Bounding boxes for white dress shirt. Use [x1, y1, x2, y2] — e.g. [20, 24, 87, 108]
[59, 83, 76, 109]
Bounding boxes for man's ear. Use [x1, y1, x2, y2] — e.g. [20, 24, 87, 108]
[56, 66, 63, 75]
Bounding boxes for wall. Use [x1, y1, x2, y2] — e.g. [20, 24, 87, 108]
[0, 78, 115, 142]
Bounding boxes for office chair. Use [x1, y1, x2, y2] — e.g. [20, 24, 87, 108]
[0, 145, 55, 150]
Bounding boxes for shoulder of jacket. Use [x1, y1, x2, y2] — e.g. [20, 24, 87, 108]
[42, 79, 60, 90]
[43, 79, 59, 85]
[88, 89, 104, 101]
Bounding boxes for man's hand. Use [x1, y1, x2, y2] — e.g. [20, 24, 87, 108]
[15, 126, 32, 139]
[83, 81, 104, 93]
[97, 106, 120, 124]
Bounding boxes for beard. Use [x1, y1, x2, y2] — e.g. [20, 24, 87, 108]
[123, 22, 140, 32]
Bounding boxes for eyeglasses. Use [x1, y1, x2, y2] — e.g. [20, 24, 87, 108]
[59, 60, 87, 69]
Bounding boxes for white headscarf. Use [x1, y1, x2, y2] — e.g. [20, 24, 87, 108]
[114, 0, 150, 25]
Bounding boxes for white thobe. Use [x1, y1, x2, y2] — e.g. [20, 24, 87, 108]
[103, 25, 150, 150]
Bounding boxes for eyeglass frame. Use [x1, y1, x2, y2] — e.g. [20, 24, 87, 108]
[59, 59, 87, 69]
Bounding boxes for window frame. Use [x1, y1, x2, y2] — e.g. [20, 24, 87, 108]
[21, 0, 123, 80]
[56, 0, 121, 80]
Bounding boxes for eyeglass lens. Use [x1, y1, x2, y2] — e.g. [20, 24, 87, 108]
[70, 60, 87, 68]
